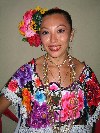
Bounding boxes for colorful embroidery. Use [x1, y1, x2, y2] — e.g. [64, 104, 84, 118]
[35, 90, 46, 103]
[22, 88, 32, 113]
[13, 64, 33, 88]
[60, 89, 84, 122]
[1, 59, 100, 132]
[8, 80, 18, 92]
[26, 101, 53, 128]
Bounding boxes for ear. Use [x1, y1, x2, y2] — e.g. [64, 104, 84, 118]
[70, 29, 74, 42]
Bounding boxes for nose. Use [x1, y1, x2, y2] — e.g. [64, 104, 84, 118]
[50, 33, 58, 43]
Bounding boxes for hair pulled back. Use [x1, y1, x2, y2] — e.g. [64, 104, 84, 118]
[42, 8, 72, 31]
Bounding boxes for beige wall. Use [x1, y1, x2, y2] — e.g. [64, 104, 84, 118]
[0, 0, 100, 132]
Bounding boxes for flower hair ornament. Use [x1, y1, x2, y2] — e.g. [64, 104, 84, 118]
[18, 6, 48, 47]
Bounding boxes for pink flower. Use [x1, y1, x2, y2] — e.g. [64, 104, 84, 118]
[23, 10, 33, 25]
[49, 83, 59, 91]
[60, 90, 84, 122]
[8, 80, 18, 92]
[20, 10, 36, 38]
[25, 27, 35, 38]
[18, 7, 47, 47]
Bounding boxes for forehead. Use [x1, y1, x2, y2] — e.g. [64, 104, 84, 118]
[41, 13, 69, 27]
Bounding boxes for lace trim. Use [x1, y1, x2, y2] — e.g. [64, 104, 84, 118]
[14, 125, 92, 133]
[70, 125, 92, 133]
[18, 126, 53, 133]
[87, 104, 100, 126]
[1, 87, 21, 106]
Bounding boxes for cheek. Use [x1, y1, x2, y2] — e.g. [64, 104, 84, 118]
[59, 35, 69, 43]
[41, 36, 50, 44]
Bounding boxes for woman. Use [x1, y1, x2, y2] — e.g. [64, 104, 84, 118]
[0, 8, 100, 133]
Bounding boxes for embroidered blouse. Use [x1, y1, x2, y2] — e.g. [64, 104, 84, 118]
[1, 58, 100, 133]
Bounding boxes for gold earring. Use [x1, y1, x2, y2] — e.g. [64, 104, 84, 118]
[41, 44, 45, 51]
[70, 39, 72, 42]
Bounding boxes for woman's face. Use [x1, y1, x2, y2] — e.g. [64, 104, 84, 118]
[40, 13, 74, 58]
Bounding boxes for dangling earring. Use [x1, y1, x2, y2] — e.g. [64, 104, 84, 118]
[68, 39, 73, 55]
[68, 28, 74, 55]
[41, 44, 45, 51]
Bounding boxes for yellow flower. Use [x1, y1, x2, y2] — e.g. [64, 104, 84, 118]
[30, 21, 38, 32]
[18, 21, 25, 36]
[35, 6, 48, 14]
[40, 8, 48, 14]
[35, 6, 41, 11]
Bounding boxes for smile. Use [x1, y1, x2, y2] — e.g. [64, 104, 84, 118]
[48, 45, 61, 51]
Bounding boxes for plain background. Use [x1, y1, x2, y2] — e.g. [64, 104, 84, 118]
[0, 0, 100, 132]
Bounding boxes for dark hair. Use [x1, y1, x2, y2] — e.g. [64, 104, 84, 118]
[42, 8, 72, 30]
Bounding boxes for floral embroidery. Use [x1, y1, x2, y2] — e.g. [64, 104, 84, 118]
[79, 74, 85, 83]
[79, 67, 100, 107]
[13, 64, 33, 88]
[49, 83, 59, 91]
[86, 79, 100, 107]
[27, 101, 52, 128]
[60, 89, 84, 122]
[34, 76, 42, 87]
[35, 90, 46, 103]
[8, 80, 18, 92]
[49, 83, 61, 106]
[1, 59, 100, 130]
[22, 88, 32, 113]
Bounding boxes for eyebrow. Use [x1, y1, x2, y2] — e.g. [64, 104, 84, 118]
[41, 24, 67, 30]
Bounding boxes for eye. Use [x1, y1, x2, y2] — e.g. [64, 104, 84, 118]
[41, 31, 49, 35]
[58, 29, 65, 33]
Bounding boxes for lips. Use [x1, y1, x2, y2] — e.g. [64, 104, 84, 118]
[48, 45, 61, 51]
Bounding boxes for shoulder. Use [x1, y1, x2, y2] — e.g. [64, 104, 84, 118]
[72, 57, 96, 81]
[73, 57, 99, 85]
[73, 57, 84, 70]
[35, 55, 44, 66]
[72, 57, 85, 80]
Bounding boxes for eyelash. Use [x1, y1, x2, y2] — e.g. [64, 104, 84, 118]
[41, 29, 65, 35]
[41, 31, 49, 35]
[58, 29, 65, 33]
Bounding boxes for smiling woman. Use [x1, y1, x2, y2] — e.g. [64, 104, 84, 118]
[0, 7, 100, 133]
[40, 13, 74, 59]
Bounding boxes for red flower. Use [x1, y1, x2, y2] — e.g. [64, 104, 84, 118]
[87, 79, 100, 106]
[8, 80, 18, 92]
[32, 10, 37, 15]
[79, 74, 85, 83]
[35, 78, 42, 87]
[27, 34, 41, 47]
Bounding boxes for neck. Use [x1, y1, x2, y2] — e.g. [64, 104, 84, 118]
[47, 52, 68, 67]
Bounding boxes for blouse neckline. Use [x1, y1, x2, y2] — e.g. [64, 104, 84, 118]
[32, 58, 87, 90]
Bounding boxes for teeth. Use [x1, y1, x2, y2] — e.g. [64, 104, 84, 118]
[49, 46, 60, 51]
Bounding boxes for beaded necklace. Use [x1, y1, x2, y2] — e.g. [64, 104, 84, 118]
[43, 53, 77, 133]
[47, 56, 67, 85]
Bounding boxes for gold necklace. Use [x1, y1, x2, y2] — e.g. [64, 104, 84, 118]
[47, 56, 68, 84]
[43, 53, 77, 133]
[48, 68, 69, 87]
[48, 56, 67, 68]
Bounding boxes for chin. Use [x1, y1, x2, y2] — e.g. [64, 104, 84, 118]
[47, 51, 64, 59]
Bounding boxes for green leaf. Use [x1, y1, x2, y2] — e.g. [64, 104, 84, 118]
[22, 38, 27, 42]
